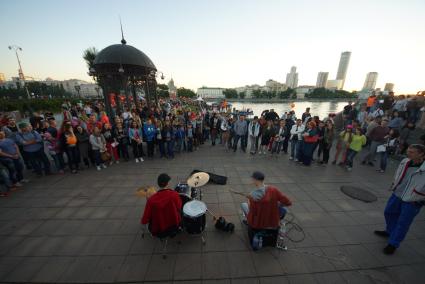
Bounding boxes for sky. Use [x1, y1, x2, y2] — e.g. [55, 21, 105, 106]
[1, 0, 424, 93]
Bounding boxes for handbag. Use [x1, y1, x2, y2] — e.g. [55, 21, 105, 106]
[304, 135, 318, 143]
[101, 151, 111, 162]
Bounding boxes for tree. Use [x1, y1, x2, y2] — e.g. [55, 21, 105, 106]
[157, 84, 169, 98]
[239, 91, 246, 99]
[83, 47, 98, 70]
[177, 87, 196, 98]
[252, 89, 262, 99]
[278, 88, 295, 99]
[223, 88, 238, 99]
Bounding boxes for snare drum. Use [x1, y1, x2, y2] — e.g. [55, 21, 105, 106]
[175, 182, 198, 202]
[182, 200, 207, 234]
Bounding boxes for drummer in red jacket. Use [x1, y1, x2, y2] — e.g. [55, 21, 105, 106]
[141, 173, 182, 237]
[241, 171, 292, 229]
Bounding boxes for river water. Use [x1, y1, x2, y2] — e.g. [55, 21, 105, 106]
[230, 101, 349, 119]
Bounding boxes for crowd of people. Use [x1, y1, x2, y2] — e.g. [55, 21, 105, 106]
[0, 93, 424, 197]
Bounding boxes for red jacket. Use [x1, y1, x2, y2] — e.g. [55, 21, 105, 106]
[247, 186, 292, 229]
[141, 189, 182, 236]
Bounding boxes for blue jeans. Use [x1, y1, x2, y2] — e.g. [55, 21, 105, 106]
[290, 140, 299, 159]
[0, 168, 12, 192]
[233, 135, 247, 151]
[385, 194, 422, 248]
[345, 149, 358, 168]
[166, 140, 174, 158]
[380, 151, 388, 171]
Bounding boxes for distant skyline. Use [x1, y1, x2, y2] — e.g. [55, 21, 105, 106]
[1, 0, 425, 93]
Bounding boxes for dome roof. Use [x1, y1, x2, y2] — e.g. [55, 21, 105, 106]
[93, 43, 156, 70]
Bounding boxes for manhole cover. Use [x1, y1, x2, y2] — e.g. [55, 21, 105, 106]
[340, 186, 377, 203]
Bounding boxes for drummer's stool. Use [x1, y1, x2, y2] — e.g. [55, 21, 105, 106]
[141, 225, 180, 259]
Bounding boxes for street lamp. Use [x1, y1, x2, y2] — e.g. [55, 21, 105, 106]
[8, 45, 30, 99]
[74, 85, 81, 98]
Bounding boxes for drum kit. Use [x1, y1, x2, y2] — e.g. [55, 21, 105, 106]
[176, 172, 210, 240]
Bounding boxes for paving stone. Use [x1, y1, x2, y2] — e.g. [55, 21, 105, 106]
[3, 256, 47, 282]
[116, 255, 151, 282]
[144, 254, 177, 281]
[59, 256, 100, 282]
[31, 256, 75, 283]
[286, 274, 317, 284]
[90, 255, 126, 283]
[202, 252, 231, 279]
[227, 251, 257, 278]
[251, 250, 284, 276]
[173, 253, 202, 280]
[259, 276, 289, 284]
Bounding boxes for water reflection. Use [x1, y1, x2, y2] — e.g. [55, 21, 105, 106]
[231, 101, 348, 118]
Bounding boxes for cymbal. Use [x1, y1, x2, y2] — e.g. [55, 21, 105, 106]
[187, 172, 210, 188]
[136, 186, 157, 198]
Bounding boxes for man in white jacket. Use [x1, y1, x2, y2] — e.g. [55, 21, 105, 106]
[375, 144, 425, 255]
[248, 116, 261, 154]
[289, 119, 305, 161]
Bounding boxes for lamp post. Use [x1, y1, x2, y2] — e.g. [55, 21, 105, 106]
[148, 70, 165, 107]
[74, 85, 81, 98]
[8, 45, 30, 99]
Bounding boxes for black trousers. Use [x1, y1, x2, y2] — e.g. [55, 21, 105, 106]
[26, 149, 50, 175]
[322, 142, 331, 163]
[147, 141, 154, 157]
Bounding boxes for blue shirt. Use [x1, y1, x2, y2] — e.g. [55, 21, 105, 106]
[15, 131, 43, 152]
[0, 138, 18, 158]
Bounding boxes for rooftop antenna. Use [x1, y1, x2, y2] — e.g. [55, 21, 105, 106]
[120, 16, 126, 44]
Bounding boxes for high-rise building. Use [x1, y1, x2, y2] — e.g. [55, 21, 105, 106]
[363, 72, 378, 90]
[316, 72, 329, 88]
[336, 51, 351, 89]
[0, 73, 5, 84]
[384, 83, 394, 92]
[286, 66, 298, 89]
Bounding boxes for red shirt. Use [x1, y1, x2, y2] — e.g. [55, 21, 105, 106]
[141, 189, 182, 236]
[247, 186, 292, 229]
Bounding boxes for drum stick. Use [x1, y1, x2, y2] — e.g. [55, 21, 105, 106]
[229, 189, 249, 198]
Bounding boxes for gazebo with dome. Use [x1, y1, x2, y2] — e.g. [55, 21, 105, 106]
[89, 35, 160, 117]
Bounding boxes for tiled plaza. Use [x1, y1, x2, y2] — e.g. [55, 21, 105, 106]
[0, 146, 424, 283]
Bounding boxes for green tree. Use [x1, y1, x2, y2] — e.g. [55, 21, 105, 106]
[278, 88, 295, 99]
[223, 88, 238, 99]
[252, 89, 261, 99]
[157, 83, 169, 98]
[83, 47, 99, 70]
[177, 87, 196, 98]
[239, 91, 246, 99]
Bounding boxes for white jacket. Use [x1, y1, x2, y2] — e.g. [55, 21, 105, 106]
[248, 121, 260, 137]
[392, 158, 425, 202]
[290, 124, 305, 140]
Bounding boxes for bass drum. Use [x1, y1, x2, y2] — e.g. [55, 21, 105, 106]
[182, 200, 207, 234]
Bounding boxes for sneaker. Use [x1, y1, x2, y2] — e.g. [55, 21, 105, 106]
[101, 164, 107, 169]
[383, 244, 397, 255]
[115, 160, 120, 164]
[367, 162, 375, 167]
[20, 179, 30, 183]
[139, 158, 144, 162]
[13, 182, 23, 187]
[332, 160, 337, 165]
[346, 167, 352, 171]
[0, 192, 9, 197]
[289, 156, 293, 160]
[96, 166, 101, 171]
[135, 158, 139, 163]
[294, 158, 299, 162]
[361, 161, 366, 165]
[374, 230, 389, 238]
